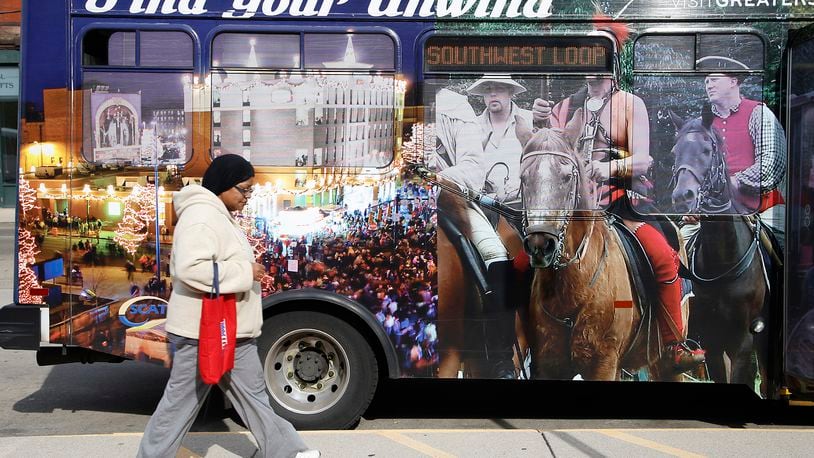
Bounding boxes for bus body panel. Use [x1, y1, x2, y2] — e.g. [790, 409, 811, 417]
[5, 0, 814, 409]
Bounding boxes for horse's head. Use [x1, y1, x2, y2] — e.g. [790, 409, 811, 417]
[516, 110, 594, 268]
[669, 111, 731, 213]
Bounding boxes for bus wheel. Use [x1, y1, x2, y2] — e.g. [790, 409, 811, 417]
[258, 311, 378, 430]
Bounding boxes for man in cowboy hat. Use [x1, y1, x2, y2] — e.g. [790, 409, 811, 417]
[680, 55, 786, 249]
[468, 74, 534, 203]
[426, 76, 536, 379]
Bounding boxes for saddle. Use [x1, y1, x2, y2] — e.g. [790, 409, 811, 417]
[607, 216, 691, 354]
[682, 216, 779, 288]
[608, 216, 660, 322]
[436, 207, 489, 300]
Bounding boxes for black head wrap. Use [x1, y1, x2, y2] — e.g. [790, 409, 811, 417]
[202, 154, 255, 196]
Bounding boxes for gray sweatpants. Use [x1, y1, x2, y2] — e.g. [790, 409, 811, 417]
[137, 334, 308, 458]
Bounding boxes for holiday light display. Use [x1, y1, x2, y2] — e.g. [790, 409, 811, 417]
[113, 184, 156, 256]
[17, 175, 43, 304]
[236, 212, 277, 293]
[400, 122, 435, 165]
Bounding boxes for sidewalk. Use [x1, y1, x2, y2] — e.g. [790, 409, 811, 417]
[0, 429, 549, 458]
[2, 428, 814, 457]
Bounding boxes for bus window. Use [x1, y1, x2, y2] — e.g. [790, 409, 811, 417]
[211, 33, 399, 168]
[212, 33, 300, 68]
[83, 30, 193, 68]
[304, 34, 395, 70]
[634, 35, 695, 70]
[83, 30, 136, 66]
[139, 31, 193, 67]
[632, 32, 769, 216]
[81, 29, 194, 165]
[421, 35, 615, 212]
[423, 75, 603, 211]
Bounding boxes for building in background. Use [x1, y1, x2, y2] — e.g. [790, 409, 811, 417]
[0, 0, 20, 207]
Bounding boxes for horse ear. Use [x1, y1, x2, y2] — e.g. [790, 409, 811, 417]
[669, 109, 685, 131]
[564, 108, 584, 147]
[514, 114, 533, 148]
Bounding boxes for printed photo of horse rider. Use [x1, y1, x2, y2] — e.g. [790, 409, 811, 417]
[678, 55, 787, 251]
[429, 77, 530, 379]
[532, 70, 707, 373]
[469, 74, 534, 204]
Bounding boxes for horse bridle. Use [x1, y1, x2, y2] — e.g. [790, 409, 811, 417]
[670, 128, 732, 214]
[520, 150, 592, 270]
[671, 127, 761, 283]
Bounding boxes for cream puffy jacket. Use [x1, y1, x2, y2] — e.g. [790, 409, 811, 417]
[165, 185, 263, 339]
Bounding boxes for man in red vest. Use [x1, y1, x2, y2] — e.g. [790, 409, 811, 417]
[682, 56, 787, 249]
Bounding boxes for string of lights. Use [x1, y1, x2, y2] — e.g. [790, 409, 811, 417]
[17, 175, 43, 304]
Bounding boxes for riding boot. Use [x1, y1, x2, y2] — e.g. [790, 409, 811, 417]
[483, 260, 518, 379]
[635, 223, 706, 372]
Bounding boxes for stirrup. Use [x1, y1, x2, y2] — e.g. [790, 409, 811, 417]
[665, 341, 705, 372]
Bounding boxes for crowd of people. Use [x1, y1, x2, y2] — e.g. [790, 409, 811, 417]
[252, 183, 440, 376]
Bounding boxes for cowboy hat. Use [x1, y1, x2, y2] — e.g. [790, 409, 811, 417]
[466, 74, 527, 96]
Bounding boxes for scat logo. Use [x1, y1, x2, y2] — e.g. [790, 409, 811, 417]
[118, 296, 169, 327]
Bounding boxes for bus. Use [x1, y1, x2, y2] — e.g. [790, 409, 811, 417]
[2, 0, 814, 429]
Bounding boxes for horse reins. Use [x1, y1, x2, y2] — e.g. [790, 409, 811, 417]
[670, 129, 732, 214]
[688, 217, 761, 283]
[671, 127, 759, 283]
[520, 149, 608, 331]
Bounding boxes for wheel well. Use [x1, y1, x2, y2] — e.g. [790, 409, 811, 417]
[263, 300, 395, 381]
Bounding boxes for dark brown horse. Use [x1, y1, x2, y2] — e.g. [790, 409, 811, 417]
[670, 114, 768, 392]
[434, 188, 528, 378]
[516, 112, 679, 381]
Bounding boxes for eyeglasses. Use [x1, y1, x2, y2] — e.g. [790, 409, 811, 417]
[233, 184, 253, 197]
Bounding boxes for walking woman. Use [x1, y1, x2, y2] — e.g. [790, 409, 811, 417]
[138, 155, 318, 458]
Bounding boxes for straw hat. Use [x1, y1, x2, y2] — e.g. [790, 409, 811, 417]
[466, 74, 527, 96]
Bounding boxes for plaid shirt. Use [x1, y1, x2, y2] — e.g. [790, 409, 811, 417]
[715, 101, 787, 194]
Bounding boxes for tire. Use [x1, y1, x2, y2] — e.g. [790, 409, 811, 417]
[257, 311, 379, 430]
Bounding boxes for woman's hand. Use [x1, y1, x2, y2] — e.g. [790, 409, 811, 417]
[252, 263, 266, 282]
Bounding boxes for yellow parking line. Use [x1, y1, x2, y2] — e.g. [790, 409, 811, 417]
[376, 430, 456, 458]
[555, 428, 814, 433]
[597, 430, 705, 458]
[304, 428, 539, 434]
[175, 445, 203, 458]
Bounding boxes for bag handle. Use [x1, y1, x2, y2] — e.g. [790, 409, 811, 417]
[210, 260, 220, 298]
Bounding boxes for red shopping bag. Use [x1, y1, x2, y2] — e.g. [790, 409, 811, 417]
[198, 261, 237, 385]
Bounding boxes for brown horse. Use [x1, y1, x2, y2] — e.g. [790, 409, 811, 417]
[670, 114, 768, 393]
[435, 188, 528, 378]
[516, 112, 679, 381]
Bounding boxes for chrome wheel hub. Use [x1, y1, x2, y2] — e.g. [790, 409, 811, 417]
[264, 329, 349, 415]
